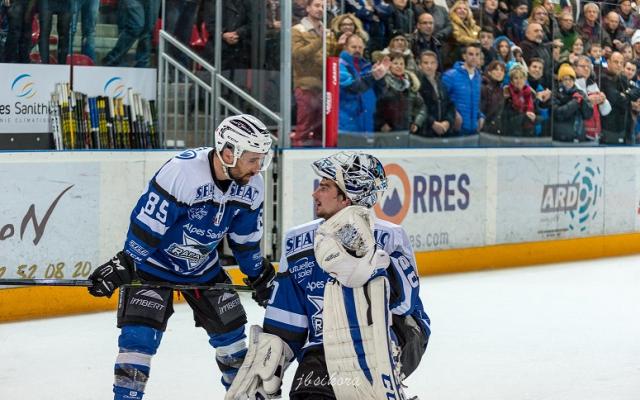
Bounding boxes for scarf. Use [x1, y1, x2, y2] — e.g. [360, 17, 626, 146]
[508, 84, 534, 113]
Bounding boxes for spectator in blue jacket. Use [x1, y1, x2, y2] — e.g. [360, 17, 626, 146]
[338, 34, 390, 133]
[443, 43, 485, 135]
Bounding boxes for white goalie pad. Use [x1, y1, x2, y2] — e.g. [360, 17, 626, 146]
[323, 276, 407, 400]
[225, 325, 293, 400]
[315, 206, 390, 288]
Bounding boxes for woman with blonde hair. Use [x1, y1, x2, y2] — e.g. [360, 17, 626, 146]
[528, 5, 553, 42]
[327, 13, 370, 56]
[443, 0, 480, 68]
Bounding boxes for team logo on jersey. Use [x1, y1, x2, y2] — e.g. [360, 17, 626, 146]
[166, 233, 212, 270]
[308, 295, 324, 336]
[176, 149, 197, 159]
[188, 206, 208, 220]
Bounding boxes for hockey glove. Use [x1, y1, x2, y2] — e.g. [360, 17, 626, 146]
[88, 251, 134, 298]
[243, 258, 276, 307]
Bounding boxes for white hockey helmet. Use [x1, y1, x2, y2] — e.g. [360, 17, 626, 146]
[214, 114, 274, 172]
[314, 205, 390, 288]
[312, 152, 388, 208]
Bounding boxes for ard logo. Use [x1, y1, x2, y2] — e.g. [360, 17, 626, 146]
[540, 184, 580, 213]
[540, 158, 602, 233]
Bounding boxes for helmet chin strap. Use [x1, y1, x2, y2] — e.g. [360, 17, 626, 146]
[215, 150, 236, 180]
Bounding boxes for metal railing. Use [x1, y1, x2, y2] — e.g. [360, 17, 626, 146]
[156, 27, 283, 258]
[158, 30, 216, 148]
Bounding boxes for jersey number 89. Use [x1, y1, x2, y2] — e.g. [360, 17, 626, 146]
[143, 192, 169, 223]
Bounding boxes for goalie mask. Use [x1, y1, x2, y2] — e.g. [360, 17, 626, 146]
[314, 206, 390, 288]
[312, 152, 387, 208]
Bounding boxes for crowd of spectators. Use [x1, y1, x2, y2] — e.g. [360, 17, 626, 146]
[289, 0, 640, 147]
[3, 0, 640, 146]
[0, 0, 161, 66]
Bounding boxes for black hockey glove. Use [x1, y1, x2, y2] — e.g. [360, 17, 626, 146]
[244, 258, 276, 308]
[88, 251, 134, 298]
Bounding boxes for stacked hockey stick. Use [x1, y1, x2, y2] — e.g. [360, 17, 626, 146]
[50, 84, 159, 150]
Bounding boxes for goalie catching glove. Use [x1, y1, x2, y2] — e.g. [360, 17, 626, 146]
[88, 251, 134, 298]
[314, 205, 390, 288]
[225, 325, 293, 400]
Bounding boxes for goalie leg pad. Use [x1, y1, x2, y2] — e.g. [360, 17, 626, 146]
[225, 325, 293, 400]
[323, 277, 406, 400]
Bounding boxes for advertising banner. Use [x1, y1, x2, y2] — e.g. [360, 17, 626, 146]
[0, 64, 70, 133]
[602, 149, 637, 235]
[281, 149, 487, 252]
[0, 151, 174, 286]
[73, 66, 157, 100]
[495, 151, 607, 242]
[0, 162, 100, 281]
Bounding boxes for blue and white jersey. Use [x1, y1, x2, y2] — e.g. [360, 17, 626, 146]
[263, 217, 431, 358]
[123, 147, 265, 283]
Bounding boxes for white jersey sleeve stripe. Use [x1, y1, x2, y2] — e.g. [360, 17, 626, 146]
[265, 306, 309, 329]
[135, 211, 168, 235]
[228, 229, 263, 245]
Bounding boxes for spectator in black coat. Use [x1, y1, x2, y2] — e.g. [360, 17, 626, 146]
[552, 63, 593, 142]
[388, 0, 415, 37]
[600, 51, 640, 145]
[412, 12, 442, 69]
[414, 0, 452, 42]
[416, 50, 456, 137]
[521, 23, 553, 84]
[481, 60, 506, 135]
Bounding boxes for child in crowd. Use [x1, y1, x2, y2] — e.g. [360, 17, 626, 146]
[552, 64, 593, 142]
[588, 42, 609, 70]
[503, 64, 536, 136]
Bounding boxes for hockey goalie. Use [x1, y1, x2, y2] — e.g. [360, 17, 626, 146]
[226, 152, 430, 399]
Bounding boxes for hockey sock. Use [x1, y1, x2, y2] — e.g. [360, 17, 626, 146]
[209, 326, 248, 389]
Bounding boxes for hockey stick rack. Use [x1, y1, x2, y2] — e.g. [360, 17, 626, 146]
[0, 279, 254, 292]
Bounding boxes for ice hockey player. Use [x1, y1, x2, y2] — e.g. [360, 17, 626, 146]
[86, 114, 277, 400]
[226, 151, 430, 399]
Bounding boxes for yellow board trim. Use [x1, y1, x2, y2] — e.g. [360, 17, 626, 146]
[2, 232, 640, 323]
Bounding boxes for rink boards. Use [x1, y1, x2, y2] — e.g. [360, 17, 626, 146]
[1, 148, 640, 321]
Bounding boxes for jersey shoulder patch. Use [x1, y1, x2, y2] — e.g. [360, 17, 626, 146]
[154, 148, 215, 205]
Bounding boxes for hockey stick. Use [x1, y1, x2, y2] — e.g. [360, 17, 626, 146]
[0, 278, 254, 292]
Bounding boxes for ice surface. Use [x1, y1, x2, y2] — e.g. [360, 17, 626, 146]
[1, 255, 639, 399]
